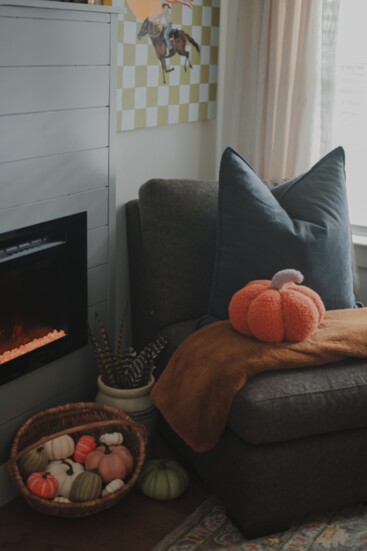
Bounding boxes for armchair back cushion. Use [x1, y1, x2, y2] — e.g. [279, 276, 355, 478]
[138, 179, 218, 331]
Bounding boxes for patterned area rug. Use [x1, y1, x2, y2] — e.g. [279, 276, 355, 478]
[152, 495, 367, 550]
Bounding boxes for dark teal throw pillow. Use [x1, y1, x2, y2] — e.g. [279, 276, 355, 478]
[208, 146, 357, 320]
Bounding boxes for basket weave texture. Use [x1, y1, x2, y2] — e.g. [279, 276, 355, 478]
[6, 402, 147, 517]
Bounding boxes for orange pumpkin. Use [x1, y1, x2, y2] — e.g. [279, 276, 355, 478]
[229, 269, 325, 343]
[27, 471, 58, 499]
[85, 443, 134, 483]
[73, 435, 97, 464]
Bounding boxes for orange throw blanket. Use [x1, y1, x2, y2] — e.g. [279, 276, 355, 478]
[151, 308, 367, 452]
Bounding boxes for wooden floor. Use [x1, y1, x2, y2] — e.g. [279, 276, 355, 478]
[0, 438, 210, 551]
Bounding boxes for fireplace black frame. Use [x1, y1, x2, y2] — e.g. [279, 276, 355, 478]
[0, 212, 88, 386]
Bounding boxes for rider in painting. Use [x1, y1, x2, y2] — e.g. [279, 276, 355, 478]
[137, 0, 200, 84]
[150, 3, 173, 56]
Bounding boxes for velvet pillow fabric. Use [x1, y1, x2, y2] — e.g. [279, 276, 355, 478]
[207, 146, 357, 320]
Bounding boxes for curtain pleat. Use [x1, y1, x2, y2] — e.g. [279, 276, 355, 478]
[216, 0, 339, 180]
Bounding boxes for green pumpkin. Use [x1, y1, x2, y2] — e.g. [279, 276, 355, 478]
[138, 460, 189, 500]
[19, 447, 48, 478]
[69, 471, 102, 502]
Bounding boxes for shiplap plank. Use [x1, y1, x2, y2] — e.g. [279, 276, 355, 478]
[0, 66, 109, 116]
[88, 264, 108, 306]
[88, 301, 108, 325]
[0, 347, 94, 426]
[88, 226, 108, 269]
[0, 3, 115, 22]
[0, 188, 108, 234]
[88, 301, 110, 345]
[0, 149, 108, 209]
[0, 17, 109, 66]
[0, 109, 109, 163]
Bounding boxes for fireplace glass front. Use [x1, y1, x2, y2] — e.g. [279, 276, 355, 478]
[0, 212, 88, 385]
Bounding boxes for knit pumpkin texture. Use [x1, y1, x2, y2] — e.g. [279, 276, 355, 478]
[229, 269, 325, 343]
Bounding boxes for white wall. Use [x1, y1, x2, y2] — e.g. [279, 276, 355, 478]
[114, 119, 217, 340]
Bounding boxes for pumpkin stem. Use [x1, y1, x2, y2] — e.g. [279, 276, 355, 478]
[100, 442, 112, 455]
[43, 472, 50, 479]
[270, 269, 304, 290]
[60, 459, 74, 476]
[158, 461, 167, 470]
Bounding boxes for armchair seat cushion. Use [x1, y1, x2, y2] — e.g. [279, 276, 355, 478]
[229, 358, 367, 444]
[161, 321, 367, 447]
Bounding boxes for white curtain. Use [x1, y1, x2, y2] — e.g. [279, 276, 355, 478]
[216, 0, 334, 180]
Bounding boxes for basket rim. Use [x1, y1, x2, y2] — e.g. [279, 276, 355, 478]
[10, 418, 144, 462]
[9, 402, 140, 456]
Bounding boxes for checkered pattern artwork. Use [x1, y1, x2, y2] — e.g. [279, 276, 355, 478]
[112, 0, 220, 132]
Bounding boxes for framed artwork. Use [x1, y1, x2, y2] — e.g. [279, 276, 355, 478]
[111, 0, 220, 131]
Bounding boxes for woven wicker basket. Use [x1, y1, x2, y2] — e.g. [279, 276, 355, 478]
[6, 402, 147, 517]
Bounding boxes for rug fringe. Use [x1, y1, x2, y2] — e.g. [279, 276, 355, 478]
[151, 495, 220, 551]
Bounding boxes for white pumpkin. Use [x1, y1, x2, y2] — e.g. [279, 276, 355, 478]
[102, 478, 125, 496]
[44, 435, 75, 460]
[47, 459, 84, 498]
[99, 432, 124, 446]
[53, 496, 71, 503]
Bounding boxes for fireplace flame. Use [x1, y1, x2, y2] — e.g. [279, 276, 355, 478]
[12, 321, 24, 338]
[0, 329, 66, 365]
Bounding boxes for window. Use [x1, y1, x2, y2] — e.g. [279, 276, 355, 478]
[332, 0, 367, 228]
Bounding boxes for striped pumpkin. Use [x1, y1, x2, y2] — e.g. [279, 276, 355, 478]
[73, 435, 97, 464]
[19, 447, 48, 478]
[69, 471, 102, 502]
[27, 472, 59, 499]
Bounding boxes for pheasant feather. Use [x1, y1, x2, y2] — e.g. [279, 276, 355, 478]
[88, 311, 168, 389]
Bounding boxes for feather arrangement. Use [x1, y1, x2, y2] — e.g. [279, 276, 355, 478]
[88, 312, 168, 389]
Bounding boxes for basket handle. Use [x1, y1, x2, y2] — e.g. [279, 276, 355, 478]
[10, 418, 146, 463]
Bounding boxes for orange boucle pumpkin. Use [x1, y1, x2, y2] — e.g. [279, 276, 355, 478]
[229, 269, 325, 343]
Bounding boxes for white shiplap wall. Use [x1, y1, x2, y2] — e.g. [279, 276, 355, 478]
[0, 1, 119, 506]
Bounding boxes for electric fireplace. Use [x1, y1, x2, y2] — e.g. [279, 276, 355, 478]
[0, 212, 88, 386]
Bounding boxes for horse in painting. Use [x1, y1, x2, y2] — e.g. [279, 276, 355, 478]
[138, 20, 200, 84]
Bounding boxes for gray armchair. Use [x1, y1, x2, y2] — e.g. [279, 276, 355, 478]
[126, 178, 367, 538]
